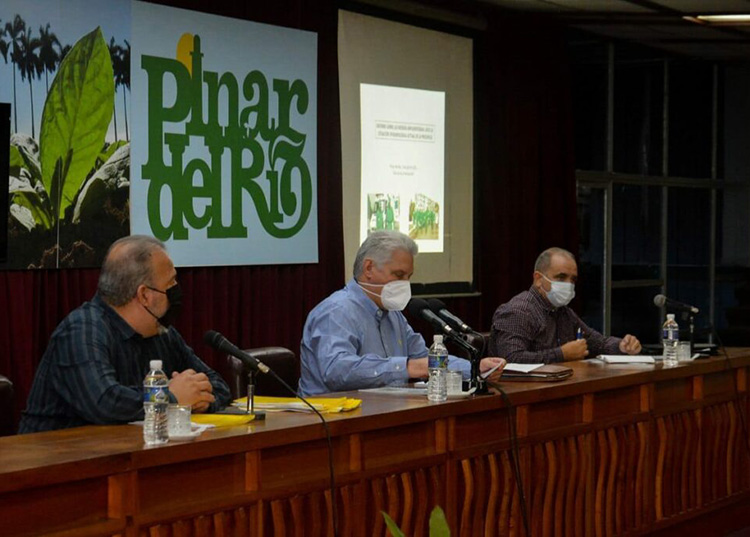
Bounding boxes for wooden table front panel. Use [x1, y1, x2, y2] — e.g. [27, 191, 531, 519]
[3, 353, 750, 537]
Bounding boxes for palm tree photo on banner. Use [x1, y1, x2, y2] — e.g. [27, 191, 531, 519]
[1, 0, 131, 269]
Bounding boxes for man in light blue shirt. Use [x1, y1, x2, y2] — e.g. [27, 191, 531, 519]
[299, 231, 505, 395]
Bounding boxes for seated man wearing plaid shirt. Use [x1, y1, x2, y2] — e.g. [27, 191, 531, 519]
[19, 236, 230, 433]
[489, 247, 641, 364]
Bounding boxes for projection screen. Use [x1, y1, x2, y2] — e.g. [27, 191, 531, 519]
[338, 9, 474, 290]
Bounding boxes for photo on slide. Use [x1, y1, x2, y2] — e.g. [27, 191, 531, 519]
[408, 193, 439, 241]
[366, 193, 400, 233]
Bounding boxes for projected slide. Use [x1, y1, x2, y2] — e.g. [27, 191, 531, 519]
[339, 10, 473, 286]
[359, 84, 445, 253]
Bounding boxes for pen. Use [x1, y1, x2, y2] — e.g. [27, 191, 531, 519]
[576, 327, 583, 340]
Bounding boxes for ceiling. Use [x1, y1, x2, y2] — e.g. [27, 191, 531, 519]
[480, 0, 750, 61]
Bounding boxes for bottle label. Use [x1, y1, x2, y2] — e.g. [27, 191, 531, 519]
[428, 354, 448, 369]
[144, 387, 169, 403]
[662, 328, 677, 341]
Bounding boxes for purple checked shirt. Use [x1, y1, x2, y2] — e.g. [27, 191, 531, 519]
[488, 286, 622, 364]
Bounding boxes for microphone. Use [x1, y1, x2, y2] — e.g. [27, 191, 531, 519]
[203, 330, 270, 373]
[427, 298, 473, 333]
[407, 298, 459, 336]
[408, 298, 484, 392]
[653, 294, 699, 315]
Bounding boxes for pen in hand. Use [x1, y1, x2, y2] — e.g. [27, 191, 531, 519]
[576, 327, 583, 340]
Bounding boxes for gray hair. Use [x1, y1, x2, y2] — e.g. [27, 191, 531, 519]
[98, 235, 166, 306]
[353, 231, 418, 278]
[534, 247, 575, 273]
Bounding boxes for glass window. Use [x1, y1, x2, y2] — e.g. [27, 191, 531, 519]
[666, 187, 711, 335]
[613, 59, 664, 175]
[577, 186, 605, 332]
[612, 185, 662, 280]
[667, 187, 710, 266]
[668, 62, 713, 179]
[612, 285, 663, 344]
[570, 32, 730, 340]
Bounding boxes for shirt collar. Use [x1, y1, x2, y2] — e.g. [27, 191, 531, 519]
[530, 285, 557, 313]
[93, 292, 140, 341]
[346, 278, 387, 320]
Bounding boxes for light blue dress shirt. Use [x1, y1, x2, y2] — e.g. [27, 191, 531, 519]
[299, 279, 471, 395]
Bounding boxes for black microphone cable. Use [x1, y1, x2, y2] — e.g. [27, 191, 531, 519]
[267, 370, 340, 537]
[205, 332, 339, 537]
[486, 381, 530, 537]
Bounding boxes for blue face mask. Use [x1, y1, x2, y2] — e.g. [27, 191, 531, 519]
[541, 274, 575, 308]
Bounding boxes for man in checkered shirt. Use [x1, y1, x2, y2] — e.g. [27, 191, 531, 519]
[489, 247, 641, 364]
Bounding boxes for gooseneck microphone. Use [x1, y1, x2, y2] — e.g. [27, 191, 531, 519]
[653, 294, 699, 315]
[407, 298, 482, 357]
[203, 330, 270, 373]
[408, 298, 458, 336]
[427, 298, 473, 333]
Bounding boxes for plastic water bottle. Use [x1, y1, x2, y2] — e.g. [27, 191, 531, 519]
[662, 314, 679, 366]
[143, 360, 169, 445]
[427, 335, 449, 402]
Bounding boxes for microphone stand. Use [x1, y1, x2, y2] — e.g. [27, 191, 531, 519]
[688, 312, 696, 356]
[445, 332, 488, 395]
[468, 341, 488, 394]
[245, 370, 265, 420]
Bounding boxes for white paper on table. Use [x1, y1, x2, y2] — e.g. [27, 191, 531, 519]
[598, 355, 657, 364]
[359, 386, 428, 396]
[503, 363, 545, 373]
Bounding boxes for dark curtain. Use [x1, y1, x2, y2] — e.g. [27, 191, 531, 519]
[0, 1, 578, 429]
[416, 12, 580, 334]
[0, 269, 100, 428]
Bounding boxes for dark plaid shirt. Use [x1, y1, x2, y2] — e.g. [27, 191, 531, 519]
[488, 286, 622, 364]
[18, 294, 231, 434]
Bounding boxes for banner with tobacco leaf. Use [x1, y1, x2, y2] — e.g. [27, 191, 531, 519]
[3, 0, 131, 268]
[3, 0, 318, 269]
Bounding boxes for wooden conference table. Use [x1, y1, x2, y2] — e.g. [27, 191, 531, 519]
[3, 349, 750, 537]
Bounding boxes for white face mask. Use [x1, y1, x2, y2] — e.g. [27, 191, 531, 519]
[541, 274, 575, 308]
[358, 279, 412, 311]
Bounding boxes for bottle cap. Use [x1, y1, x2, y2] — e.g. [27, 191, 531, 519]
[149, 360, 163, 370]
[434, 335, 444, 344]
[667, 314, 675, 320]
